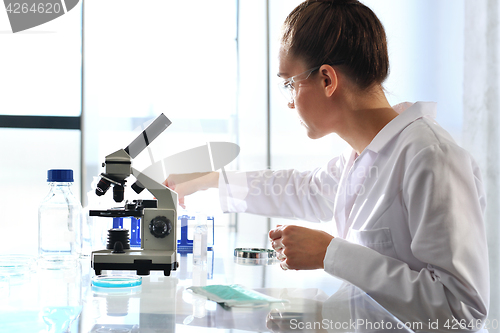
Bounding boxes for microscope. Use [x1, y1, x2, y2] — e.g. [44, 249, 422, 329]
[89, 114, 178, 276]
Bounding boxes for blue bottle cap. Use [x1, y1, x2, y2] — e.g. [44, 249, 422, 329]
[47, 169, 74, 182]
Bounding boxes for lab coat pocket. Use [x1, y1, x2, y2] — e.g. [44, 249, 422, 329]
[347, 228, 399, 259]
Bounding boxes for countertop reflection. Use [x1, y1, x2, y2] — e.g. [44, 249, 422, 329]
[0, 234, 414, 333]
[79, 251, 412, 333]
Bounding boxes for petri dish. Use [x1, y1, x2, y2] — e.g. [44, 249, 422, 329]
[234, 248, 279, 266]
[92, 275, 142, 288]
[234, 248, 277, 259]
[91, 275, 142, 295]
[0, 255, 36, 285]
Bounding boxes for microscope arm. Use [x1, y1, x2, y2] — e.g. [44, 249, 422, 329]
[132, 167, 178, 211]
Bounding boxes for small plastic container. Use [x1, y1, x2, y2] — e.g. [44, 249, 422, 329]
[193, 213, 208, 266]
[177, 214, 214, 253]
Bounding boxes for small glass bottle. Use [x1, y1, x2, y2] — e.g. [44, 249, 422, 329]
[38, 169, 82, 266]
[193, 213, 208, 266]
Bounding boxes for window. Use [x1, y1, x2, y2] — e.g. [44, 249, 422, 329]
[83, 0, 238, 233]
[0, 2, 82, 256]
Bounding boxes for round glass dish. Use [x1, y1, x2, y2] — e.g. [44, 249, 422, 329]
[0, 255, 36, 271]
[92, 275, 142, 288]
[91, 275, 142, 295]
[0, 255, 36, 285]
[234, 248, 276, 259]
[234, 248, 279, 266]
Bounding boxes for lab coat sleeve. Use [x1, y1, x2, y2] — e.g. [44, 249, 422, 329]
[218, 157, 342, 222]
[324, 143, 489, 331]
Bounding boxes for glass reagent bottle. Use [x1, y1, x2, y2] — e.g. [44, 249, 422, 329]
[38, 169, 82, 266]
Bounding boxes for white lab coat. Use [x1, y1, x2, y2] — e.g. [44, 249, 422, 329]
[219, 102, 490, 331]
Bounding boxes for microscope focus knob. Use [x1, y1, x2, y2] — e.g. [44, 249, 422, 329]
[149, 216, 172, 238]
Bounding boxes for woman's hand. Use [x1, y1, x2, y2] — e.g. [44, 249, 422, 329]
[163, 171, 219, 208]
[269, 225, 334, 270]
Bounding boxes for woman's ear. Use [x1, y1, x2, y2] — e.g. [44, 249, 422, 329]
[320, 64, 338, 97]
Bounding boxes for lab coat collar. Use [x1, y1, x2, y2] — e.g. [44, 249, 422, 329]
[364, 101, 437, 154]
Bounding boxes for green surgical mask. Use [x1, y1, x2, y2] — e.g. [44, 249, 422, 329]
[187, 284, 288, 308]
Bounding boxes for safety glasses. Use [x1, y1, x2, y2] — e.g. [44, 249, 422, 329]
[277, 66, 320, 104]
[277, 61, 344, 104]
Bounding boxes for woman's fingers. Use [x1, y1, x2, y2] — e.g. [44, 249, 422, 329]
[269, 225, 334, 270]
[269, 225, 285, 241]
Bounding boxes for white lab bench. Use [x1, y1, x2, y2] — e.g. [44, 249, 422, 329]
[0, 237, 414, 333]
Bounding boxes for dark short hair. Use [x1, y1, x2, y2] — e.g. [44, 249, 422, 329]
[281, 0, 389, 90]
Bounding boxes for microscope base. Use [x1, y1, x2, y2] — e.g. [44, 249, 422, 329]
[92, 250, 178, 276]
[93, 261, 177, 276]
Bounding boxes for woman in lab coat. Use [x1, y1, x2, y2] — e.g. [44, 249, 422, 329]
[165, 0, 489, 330]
